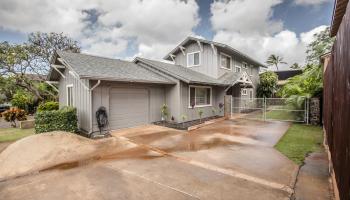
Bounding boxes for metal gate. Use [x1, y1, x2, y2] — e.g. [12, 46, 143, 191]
[231, 97, 309, 123]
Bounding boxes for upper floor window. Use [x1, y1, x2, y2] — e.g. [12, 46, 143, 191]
[67, 84, 74, 106]
[189, 86, 212, 107]
[236, 65, 241, 73]
[249, 65, 254, 75]
[187, 51, 200, 67]
[220, 53, 232, 70]
[241, 88, 247, 96]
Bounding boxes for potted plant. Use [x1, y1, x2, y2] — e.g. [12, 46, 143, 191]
[181, 114, 187, 129]
[161, 104, 168, 122]
[198, 109, 203, 123]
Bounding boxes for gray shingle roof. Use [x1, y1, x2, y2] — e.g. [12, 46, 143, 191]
[56, 51, 174, 84]
[218, 72, 243, 85]
[135, 57, 227, 86]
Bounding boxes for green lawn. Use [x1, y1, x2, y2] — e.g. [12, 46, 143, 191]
[266, 110, 295, 121]
[0, 128, 35, 143]
[274, 124, 323, 165]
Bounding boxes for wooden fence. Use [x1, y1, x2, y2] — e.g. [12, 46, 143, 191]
[323, 3, 350, 199]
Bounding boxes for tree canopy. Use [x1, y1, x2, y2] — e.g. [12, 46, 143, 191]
[0, 32, 80, 102]
[256, 71, 278, 98]
[266, 54, 287, 71]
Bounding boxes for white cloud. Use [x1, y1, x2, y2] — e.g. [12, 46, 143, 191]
[211, 0, 327, 70]
[294, 0, 330, 6]
[0, 0, 199, 59]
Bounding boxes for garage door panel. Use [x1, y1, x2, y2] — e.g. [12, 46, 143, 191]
[109, 88, 149, 130]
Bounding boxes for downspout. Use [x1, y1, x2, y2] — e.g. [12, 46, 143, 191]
[89, 80, 101, 134]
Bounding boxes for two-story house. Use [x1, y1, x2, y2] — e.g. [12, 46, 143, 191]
[47, 36, 266, 133]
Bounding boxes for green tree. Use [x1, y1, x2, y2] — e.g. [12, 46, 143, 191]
[306, 27, 335, 65]
[290, 63, 301, 69]
[0, 32, 80, 101]
[11, 90, 34, 111]
[266, 54, 287, 71]
[257, 71, 278, 98]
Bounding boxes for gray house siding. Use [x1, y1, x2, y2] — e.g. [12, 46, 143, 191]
[91, 82, 166, 132]
[58, 69, 91, 132]
[179, 82, 225, 122]
[174, 42, 218, 78]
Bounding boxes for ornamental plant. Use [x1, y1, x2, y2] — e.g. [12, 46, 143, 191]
[160, 104, 168, 121]
[181, 114, 187, 128]
[1, 107, 27, 127]
[37, 101, 59, 112]
[198, 109, 203, 122]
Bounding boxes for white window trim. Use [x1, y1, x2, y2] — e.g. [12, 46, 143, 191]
[219, 52, 232, 70]
[187, 51, 201, 67]
[235, 65, 242, 73]
[242, 62, 248, 69]
[249, 90, 254, 99]
[188, 85, 212, 108]
[249, 64, 254, 76]
[66, 84, 74, 106]
[241, 88, 248, 96]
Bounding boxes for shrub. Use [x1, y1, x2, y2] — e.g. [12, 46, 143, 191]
[11, 91, 34, 111]
[1, 108, 27, 127]
[35, 107, 78, 133]
[160, 104, 168, 121]
[257, 71, 278, 98]
[37, 101, 59, 112]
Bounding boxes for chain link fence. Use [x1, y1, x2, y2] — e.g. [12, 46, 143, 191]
[231, 97, 309, 123]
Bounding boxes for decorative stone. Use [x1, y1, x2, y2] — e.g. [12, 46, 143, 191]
[309, 98, 320, 125]
[19, 120, 35, 129]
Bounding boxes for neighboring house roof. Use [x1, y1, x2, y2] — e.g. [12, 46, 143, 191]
[164, 36, 267, 68]
[134, 57, 227, 86]
[275, 69, 302, 80]
[49, 51, 175, 84]
[330, 0, 349, 36]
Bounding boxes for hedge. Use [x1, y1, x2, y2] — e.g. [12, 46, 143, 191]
[35, 107, 78, 134]
[37, 101, 59, 112]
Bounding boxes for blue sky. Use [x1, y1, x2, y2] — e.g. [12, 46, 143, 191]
[0, 0, 334, 67]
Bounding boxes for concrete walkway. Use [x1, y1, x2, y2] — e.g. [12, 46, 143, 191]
[0, 119, 297, 200]
[294, 151, 332, 200]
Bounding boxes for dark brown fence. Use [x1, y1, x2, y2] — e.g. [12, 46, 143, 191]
[323, 3, 350, 199]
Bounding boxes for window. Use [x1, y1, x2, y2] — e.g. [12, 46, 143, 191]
[249, 65, 254, 75]
[241, 88, 247, 96]
[187, 51, 200, 67]
[189, 86, 212, 107]
[236, 65, 241, 73]
[243, 62, 248, 69]
[67, 84, 73, 106]
[249, 90, 253, 99]
[220, 53, 231, 70]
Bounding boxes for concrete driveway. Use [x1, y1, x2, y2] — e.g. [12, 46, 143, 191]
[0, 119, 297, 200]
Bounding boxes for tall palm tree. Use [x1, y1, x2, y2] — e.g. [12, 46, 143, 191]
[266, 54, 287, 71]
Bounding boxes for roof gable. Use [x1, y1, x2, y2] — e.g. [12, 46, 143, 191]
[164, 36, 266, 67]
[48, 51, 175, 84]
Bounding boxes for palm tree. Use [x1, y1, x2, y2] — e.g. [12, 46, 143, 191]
[266, 54, 287, 71]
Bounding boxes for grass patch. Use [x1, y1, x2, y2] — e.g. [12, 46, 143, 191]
[274, 124, 323, 165]
[266, 110, 295, 121]
[0, 128, 35, 143]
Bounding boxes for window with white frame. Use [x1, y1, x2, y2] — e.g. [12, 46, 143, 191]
[249, 65, 254, 75]
[189, 86, 212, 107]
[187, 51, 200, 67]
[67, 84, 73, 106]
[236, 65, 241, 73]
[243, 62, 248, 69]
[220, 53, 231, 70]
[249, 90, 253, 99]
[241, 88, 247, 96]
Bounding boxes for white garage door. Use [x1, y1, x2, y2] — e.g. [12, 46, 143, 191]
[109, 88, 149, 130]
